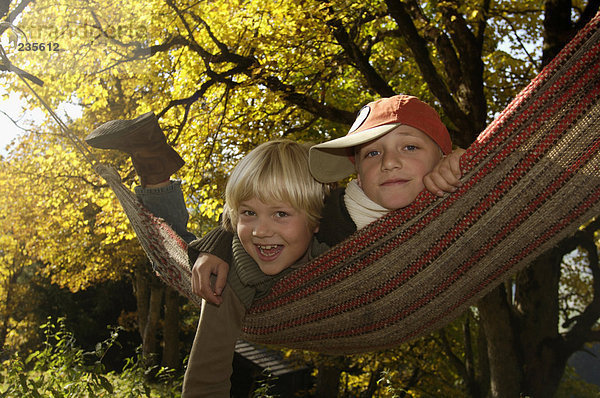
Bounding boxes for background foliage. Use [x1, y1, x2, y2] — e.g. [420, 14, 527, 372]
[1, 0, 600, 396]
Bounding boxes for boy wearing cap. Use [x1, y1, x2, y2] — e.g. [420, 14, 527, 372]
[307, 94, 462, 245]
[194, 94, 464, 303]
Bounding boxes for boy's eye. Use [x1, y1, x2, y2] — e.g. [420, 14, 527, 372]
[364, 150, 380, 158]
[275, 211, 289, 218]
[404, 145, 418, 151]
[241, 210, 255, 216]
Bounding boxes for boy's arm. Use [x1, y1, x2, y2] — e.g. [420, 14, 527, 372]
[423, 148, 466, 197]
[188, 227, 234, 305]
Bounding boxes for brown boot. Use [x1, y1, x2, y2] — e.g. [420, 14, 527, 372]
[85, 112, 185, 186]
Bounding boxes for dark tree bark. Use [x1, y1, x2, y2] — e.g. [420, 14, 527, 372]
[478, 285, 523, 397]
[514, 251, 563, 396]
[133, 265, 150, 342]
[162, 286, 181, 370]
[133, 263, 164, 371]
[542, 0, 577, 66]
[0, 256, 23, 350]
[315, 358, 343, 397]
[142, 280, 164, 370]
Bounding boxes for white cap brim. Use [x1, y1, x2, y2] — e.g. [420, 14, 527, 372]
[309, 123, 401, 182]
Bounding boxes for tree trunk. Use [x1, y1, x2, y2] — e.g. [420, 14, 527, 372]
[162, 286, 180, 369]
[142, 281, 164, 369]
[477, 318, 490, 396]
[0, 264, 19, 350]
[542, 0, 576, 67]
[515, 251, 566, 397]
[462, 318, 484, 398]
[477, 284, 522, 397]
[133, 265, 150, 339]
[0, 282, 12, 349]
[133, 263, 165, 371]
[315, 357, 342, 397]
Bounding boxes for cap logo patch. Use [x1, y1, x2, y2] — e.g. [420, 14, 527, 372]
[348, 105, 370, 134]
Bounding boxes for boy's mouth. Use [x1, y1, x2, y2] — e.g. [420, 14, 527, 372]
[256, 244, 283, 259]
[381, 178, 409, 186]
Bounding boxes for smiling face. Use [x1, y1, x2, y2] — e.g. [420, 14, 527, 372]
[236, 197, 319, 275]
[355, 125, 443, 210]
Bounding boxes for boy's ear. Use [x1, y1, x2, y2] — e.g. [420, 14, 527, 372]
[313, 225, 320, 234]
[354, 155, 363, 188]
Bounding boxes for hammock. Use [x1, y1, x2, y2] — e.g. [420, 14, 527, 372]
[29, 10, 600, 355]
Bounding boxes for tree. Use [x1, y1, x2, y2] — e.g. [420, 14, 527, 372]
[0, 158, 38, 351]
[3, 0, 600, 395]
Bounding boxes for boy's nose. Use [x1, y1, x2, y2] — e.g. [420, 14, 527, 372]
[382, 151, 402, 170]
[252, 219, 274, 237]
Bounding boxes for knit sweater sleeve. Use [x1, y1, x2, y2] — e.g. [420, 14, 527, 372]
[187, 226, 234, 269]
[316, 187, 357, 247]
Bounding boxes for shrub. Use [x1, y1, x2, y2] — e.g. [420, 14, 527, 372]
[0, 317, 181, 397]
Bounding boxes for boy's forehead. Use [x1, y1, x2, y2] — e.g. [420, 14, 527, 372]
[240, 196, 291, 208]
[239, 196, 308, 214]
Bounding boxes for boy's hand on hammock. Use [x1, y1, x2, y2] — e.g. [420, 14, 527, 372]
[192, 253, 229, 305]
[423, 147, 466, 197]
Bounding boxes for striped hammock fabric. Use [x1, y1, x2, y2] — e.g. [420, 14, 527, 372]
[95, 10, 600, 355]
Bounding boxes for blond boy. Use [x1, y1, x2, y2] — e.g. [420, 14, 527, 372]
[182, 140, 331, 397]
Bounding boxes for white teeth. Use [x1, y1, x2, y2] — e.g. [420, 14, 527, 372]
[257, 244, 281, 257]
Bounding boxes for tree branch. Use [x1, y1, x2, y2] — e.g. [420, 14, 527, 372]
[438, 328, 469, 381]
[384, 0, 479, 145]
[166, 0, 355, 127]
[325, 15, 396, 97]
[1, 0, 33, 32]
[438, 2, 487, 130]
[260, 74, 355, 124]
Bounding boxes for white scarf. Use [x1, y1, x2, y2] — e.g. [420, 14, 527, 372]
[344, 180, 390, 229]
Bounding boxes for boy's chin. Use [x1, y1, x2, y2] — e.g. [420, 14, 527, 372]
[377, 198, 411, 211]
[256, 261, 287, 276]
[376, 190, 423, 210]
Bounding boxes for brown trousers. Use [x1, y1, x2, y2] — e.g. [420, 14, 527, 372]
[181, 286, 246, 397]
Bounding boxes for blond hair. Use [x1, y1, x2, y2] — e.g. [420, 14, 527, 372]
[222, 140, 330, 232]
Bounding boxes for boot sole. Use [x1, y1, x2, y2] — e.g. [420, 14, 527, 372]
[85, 112, 157, 149]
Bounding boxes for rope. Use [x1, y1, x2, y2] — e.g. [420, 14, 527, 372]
[0, 40, 98, 167]
[15, 73, 99, 166]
